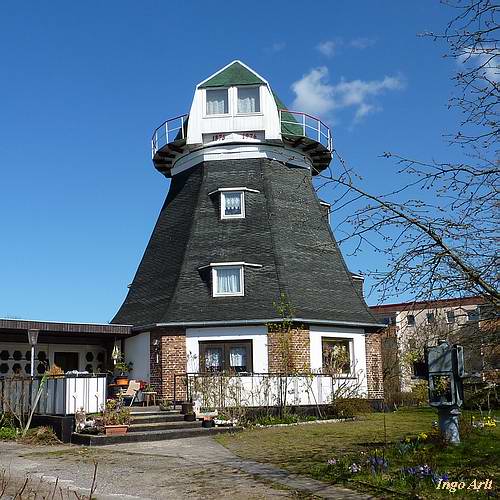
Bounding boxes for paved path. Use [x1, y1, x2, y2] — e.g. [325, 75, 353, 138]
[0, 438, 375, 499]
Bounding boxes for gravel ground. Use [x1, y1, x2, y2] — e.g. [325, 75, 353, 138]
[0, 438, 373, 499]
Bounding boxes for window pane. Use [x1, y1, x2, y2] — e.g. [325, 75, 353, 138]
[322, 339, 351, 373]
[217, 268, 241, 294]
[224, 192, 242, 216]
[206, 89, 228, 115]
[204, 347, 223, 372]
[237, 87, 260, 113]
[407, 315, 415, 326]
[229, 347, 247, 372]
[446, 311, 455, 323]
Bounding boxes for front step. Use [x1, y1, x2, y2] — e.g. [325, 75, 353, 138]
[128, 421, 200, 432]
[72, 426, 239, 446]
[130, 413, 185, 424]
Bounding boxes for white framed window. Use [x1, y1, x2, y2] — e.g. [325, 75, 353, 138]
[212, 266, 244, 297]
[237, 86, 261, 114]
[206, 89, 229, 115]
[221, 190, 245, 219]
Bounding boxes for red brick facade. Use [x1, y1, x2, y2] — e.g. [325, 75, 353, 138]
[267, 326, 310, 373]
[150, 327, 186, 401]
[365, 332, 384, 399]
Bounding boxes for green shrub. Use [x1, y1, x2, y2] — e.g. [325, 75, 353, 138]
[0, 426, 18, 440]
[332, 398, 373, 418]
[253, 414, 300, 426]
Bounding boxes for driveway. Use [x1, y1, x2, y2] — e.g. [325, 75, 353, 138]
[0, 438, 373, 499]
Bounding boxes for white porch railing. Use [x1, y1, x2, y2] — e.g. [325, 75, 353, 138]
[0, 374, 107, 416]
[279, 109, 333, 151]
[178, 373, 362, 408]
[151, 114, 188, 157]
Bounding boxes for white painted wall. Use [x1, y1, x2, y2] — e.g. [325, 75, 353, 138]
[309, 325, 368, 395]
[185, 325, 268, 373]
[124, 332, 150, 382]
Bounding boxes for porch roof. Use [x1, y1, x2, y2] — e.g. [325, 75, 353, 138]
[0, 318, 131, 337]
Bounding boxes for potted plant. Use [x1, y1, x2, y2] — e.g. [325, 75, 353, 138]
[159, 398, 173, 411]
[184, 410, 196, 422]
[102, 398, 131, 436]
[114, 356, 133, 386]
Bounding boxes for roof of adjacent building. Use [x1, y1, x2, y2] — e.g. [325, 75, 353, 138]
[198, 61, 265, 88]
[113, 158, 381, 331]
[370, 296, 485, 315]
[0, 318, 131, 336]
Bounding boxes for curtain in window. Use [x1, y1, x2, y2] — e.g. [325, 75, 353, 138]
[217, 268, 241, 294]
[229, 347, 247, 371]
[224, 192, 242, 215]
[205, 348, 222, 371]
[237, 87, 260, 113]
[206, 89, 228, 115]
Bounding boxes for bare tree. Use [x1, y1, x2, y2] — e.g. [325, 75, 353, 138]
[317, 0, 499, 307]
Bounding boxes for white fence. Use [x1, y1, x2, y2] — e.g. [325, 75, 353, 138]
[182, 373, 363, 409]
[0, 375, 107, 416]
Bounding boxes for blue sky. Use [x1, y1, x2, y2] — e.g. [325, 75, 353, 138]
[0, 1, 461, 322]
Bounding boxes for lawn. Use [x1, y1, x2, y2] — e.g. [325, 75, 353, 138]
[217, 408, 499, 498]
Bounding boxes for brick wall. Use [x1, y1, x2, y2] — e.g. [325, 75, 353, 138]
[365, 332, 384, 399]
[267, 326, 310, 373]
[150, 327, 186, 401]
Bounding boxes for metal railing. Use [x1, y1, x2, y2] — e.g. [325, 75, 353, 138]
[151, 114, 188, 157]
[279, 109, 333, 151]
[174, 372, 360, 409]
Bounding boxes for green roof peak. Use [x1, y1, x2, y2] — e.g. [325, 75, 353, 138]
[199, 61, 265, 88]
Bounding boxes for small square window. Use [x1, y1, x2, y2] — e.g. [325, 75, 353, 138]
[206, 89, 228, 115]
[322, 338, 351, 374]
[237, 87, 260, 113]
[212, 266, 244, 297]
[446, 311, 456, 324]
[427, 312, 435, 324]
[221, 191, 245, 219]
[407, 315, 415, 326]
[467, 308, 480, 322]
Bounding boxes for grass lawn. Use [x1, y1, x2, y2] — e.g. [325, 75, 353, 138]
[217, 408, 499, 498]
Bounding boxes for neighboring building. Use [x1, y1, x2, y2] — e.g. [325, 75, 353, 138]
[370, 296, 497, 393]
[112, 61, 384, 402]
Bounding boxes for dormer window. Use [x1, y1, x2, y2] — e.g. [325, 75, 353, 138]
[206, 89, 228, 115]
[221, 190, 245, 219]
[212, 266, 244, 297]
[237, 87, 260, 114]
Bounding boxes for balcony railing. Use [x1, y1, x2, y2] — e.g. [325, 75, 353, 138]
[151, 110, 333, 159]
[279, 109, 333, 151]
[152, 114, 188, 157]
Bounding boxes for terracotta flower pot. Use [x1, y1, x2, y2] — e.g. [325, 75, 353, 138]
[105, 425, 129, 436]
[115, 376, 129, 386]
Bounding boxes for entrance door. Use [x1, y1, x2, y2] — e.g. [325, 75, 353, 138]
[53, 352, 79, 372]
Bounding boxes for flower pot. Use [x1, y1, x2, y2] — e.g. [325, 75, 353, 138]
[115, 376, 129, 386]
[184, 413, 196, 422]
[181, 402, 193, 414]
[202, 419, 215, 428]
[105, 425, 129, 436]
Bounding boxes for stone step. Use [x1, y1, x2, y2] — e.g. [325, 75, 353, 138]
[72, 426, 240, 446]
[130, 414, 185, 424]
[128, 421, 201, 432]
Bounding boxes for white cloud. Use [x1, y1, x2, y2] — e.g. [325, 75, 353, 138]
[291, 67, 405, 123]
[458, 47, 499, 82]
[316, 37, 376, 57]
[349, 37, 376, 49]
[316, 40, 340, 58]
[266, 42, 286, 54]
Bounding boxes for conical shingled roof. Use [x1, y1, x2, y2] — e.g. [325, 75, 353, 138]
[112, 158, 379, 329]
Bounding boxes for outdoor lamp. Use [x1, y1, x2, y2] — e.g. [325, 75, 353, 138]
[27, 329, 39, 377]
[111, 344, 120, 365]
